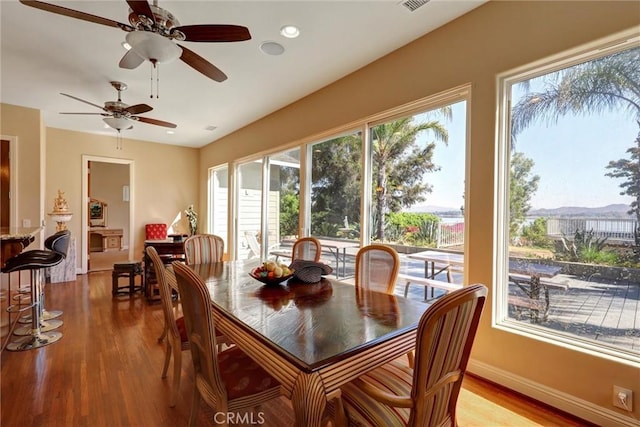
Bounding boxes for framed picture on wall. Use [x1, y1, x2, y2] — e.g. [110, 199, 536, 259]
[89, 198, 107, 227]
[89, 201, 103, 219]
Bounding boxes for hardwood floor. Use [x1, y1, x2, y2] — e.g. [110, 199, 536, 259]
[1, 271, 594, 426]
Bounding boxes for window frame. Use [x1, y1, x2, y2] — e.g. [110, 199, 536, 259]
[493, 30, 640, 366]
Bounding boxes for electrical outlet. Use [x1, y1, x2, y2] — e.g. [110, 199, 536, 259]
[613, 386, 633, 411]
[22, 219, 31, 228]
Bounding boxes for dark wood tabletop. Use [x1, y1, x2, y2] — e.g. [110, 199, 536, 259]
[188, 260, 430, 426]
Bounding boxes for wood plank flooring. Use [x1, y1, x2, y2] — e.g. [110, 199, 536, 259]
[1, 271, 594, 426]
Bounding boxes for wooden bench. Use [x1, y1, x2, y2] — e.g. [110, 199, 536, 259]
[396, 273, 463, 300]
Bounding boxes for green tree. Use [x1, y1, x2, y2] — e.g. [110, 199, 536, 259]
[371, 116, 449, 240]
[511, 47, 640, 243]
[310, 134, 362, 236]
[509, 152, 540, 241]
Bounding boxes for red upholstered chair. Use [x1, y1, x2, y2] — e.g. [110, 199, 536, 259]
[145, 223, 168, 240]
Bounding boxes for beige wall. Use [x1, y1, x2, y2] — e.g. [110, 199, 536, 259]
[45, 127, 199, 262]
[198, 1, 640, 423]
[1, 104, 199, 269]
[0, 103, 45, 248]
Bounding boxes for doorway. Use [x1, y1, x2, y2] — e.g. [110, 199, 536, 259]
[81, 156, 134, 274]
[0, 136, 17, 229]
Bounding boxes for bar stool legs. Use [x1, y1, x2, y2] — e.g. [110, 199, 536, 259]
[6, 269, 62, 351]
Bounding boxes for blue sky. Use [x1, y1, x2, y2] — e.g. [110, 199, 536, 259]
[412, 97, 636, 211]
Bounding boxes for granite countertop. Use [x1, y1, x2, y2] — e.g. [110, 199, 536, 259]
[0, 226, 43, 240]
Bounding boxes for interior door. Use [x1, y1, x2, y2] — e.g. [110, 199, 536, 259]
[1, 140, 9, 228]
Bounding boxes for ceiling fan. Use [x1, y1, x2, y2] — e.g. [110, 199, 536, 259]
[60, 81, 177, 132]
[19, 0, 251, 82]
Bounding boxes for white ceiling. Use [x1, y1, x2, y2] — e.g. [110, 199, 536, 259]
[1, 0, 485, 148]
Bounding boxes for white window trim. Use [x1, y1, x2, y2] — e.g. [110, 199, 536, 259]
[493, 29, 640, 367]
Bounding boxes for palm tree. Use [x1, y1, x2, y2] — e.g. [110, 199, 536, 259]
[510, 46, 640, 244]
[371, 115, 449, 240]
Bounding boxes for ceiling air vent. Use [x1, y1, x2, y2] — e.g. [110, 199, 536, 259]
[400, 0, 430, 12]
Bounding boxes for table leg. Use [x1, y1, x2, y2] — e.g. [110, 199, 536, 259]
[291, 371, 327, 427]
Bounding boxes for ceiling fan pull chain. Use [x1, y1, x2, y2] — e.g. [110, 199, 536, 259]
[116, 131, 123, 150]
[157, 65, 160, 99]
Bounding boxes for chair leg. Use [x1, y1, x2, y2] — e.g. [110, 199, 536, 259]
[161, 340, 171, 379]
[158, 322, 168, 343]
[170, 342, 182, 408]
[407, 351, 415, 369]
[189, 385, 200, 427]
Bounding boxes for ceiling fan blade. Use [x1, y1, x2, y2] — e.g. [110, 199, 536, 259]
[178, 44, 227, 82]
[175, 24, 251, 42]
[125, 104, 153, 115]
[59, 112, 109, 116]
[135, 116, 177, 128]
[126, 0, 155, 24]
[19, 1, 134, 31]
[60, 93, 106, 111]
[119, 50, 145, 69]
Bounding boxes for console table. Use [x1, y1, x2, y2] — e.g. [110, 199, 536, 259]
[143, 240, 185, 302]
[89, 228, 123, 252]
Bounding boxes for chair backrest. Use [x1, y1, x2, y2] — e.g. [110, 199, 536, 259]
[354, 244, 400, 294]
[146, 246, 181, 344]
[145, 223, 168, 240]
[45, 230, 71, 258]
[291, 237, 322, 262]
[409, 284, 487, 427]
[183, 234, 224, 265]
[172, 262, 226, 403]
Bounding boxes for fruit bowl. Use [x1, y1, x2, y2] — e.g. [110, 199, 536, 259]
[249, 271, 294, 286]
[249, 261, 295, 286]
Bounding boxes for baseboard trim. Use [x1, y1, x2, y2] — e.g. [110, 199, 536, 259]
[468, 360, 638, 427]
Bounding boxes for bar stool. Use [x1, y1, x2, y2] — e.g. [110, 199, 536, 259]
[16, 231, 69, 327]
[1, 230, 70, 351]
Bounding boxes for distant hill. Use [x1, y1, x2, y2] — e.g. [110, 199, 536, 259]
[529, 204, 632, 218]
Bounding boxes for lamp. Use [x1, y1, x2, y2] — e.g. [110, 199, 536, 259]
[125, 31, 182, 64]
[103, 116, 132, 131]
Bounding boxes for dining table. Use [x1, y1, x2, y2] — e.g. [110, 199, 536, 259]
[188, 260, 430, 427]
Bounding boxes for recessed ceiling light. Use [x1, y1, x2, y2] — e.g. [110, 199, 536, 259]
[259, 41, 285, 56]
[166, 130, 175, 135]
[280, 25, 300, 39]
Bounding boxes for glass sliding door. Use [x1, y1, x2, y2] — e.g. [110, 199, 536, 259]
[208, 165, 228, 250]
[265, 148, 300, 253]
[236, 160, 263, 260]
[309, 131, 362, 241]
[368, 101, 466, 253]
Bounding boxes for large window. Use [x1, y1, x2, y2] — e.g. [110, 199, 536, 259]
[496, 36, 639, 363]
[368, 102, 466, 251]
[309, 131, 362, 240]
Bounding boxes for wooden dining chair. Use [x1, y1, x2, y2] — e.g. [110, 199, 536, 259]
[335, 284, 488, 427]
[292, 236, 322, 262]
[183, 234, 224, 265]
[146, 246, 189, 407]
[354, 244, 400, 294]
[172, 261, 283, 426]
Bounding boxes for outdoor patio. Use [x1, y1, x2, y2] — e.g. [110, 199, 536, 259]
[269, 244, 640, 354]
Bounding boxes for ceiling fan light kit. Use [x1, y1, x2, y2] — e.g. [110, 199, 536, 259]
[125, 31, 182, 63]
[19, 0, 252, 82]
